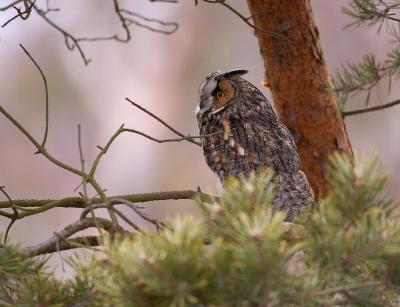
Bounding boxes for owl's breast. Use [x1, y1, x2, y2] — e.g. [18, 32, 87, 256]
[200, 117, 261, 181]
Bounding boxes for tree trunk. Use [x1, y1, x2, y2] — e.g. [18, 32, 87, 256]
[246, 0, 353, 199]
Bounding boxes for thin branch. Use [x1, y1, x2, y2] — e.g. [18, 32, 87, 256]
[24, 0, 177, 65]
[123, 128, 219, 144]
[31, 2, 92, 65]
[342, 98, 400, 117]
[80, 204, 142, 231]
[3, 220, 16, 244]
[1, 0, 35, 28]
[89, 123, 212, 180]
[21, 218, 124, 256]
[0, 186, 18, 243]
[77, 125, 88, 197]
[77, 124, 105, 234]
[19, 44, 49, 148]
[113, 198, 166, 231]
[198, 0, 288, 41]
[0, 190, 215, 211]
[0, 104, 84, 177]
[113, 0, 130, 42]
[0, 0, 24, 11]
[0, 94, 119, 226]
[89, 124, 125, 178]
[150, 0, 178, 2]
[0, 186, 17, 217]
[125, 97, 201, 146]
[121, 10, 178, 34]
[53, 231, 66, 272]
[42, 0, 59, 15]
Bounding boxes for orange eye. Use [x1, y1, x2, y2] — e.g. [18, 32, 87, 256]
[216, 91, 225, 99]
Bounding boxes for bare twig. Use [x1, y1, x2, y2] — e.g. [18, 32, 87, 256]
[113, 0, 130, 42]
[0, 56, 121, 226]
[121, 10, 178, 34]
[19, 44, 49, 148]
[89, 123, 213, 180]
[22, 235, 103, 256]
[124, 128, 219, 144]
[31, 3, 92, 65]
[113, 198, 166, 231]
[77, 125, 88, 197]
[0, 104, 84, 177]
[16, 0, 178, 65]
[53, 232, 66, 272]
[0, 186, 17, 217]
[197, 0, 288, 41]
[80, 204, 142, 231]
[77, 124, 105, 235]
[0, 0, 24, 11]
[1, 0, 35, 28]
[3, 220, 15, 244]
[89, 124, 125, 178]
[21, 218, 125, 256]
[42, 0, 59, 15]
[150, 0, 178, 2]
[0, 186, 18, 243]
[0, 96, 212, 226]
[342, 98, 400, 117]
[125, 97, 202, 146]
[0, 89, 118, 226]
[0, 190, 215, 211]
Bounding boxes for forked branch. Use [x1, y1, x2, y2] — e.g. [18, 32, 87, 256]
[21, 218, 125, 256]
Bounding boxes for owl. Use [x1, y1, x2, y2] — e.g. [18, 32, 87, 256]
[196, 69, 314, 221]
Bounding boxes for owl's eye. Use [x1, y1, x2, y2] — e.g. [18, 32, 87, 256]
[216, 91, 225, 99]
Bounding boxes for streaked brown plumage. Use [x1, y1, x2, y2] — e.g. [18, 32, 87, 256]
[196, 69, 314, 221]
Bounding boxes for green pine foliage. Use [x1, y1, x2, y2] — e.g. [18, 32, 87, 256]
[2, 154, 400, 306]
[342, 0, 400, 29]
[0, 244, 94, 305]
[333, 0, 400, 109]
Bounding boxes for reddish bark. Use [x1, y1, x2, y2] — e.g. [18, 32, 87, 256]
[246, 0, 353, 198]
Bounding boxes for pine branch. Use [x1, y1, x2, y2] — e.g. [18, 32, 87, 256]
[24, 236, 102, 256]
[336, 1, 400, 110]
[0, 190, 215, 215]
[342, 97, 400, 116]
[20, 218, 123, 256]
[343, 0, 400, 29]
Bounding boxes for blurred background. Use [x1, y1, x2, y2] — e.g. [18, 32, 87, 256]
[0, 0, 399, 276]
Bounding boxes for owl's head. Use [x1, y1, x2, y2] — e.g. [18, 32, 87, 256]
[196, 69, 248, 121]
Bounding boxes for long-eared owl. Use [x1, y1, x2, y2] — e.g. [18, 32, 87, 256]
[196, 69, 314, 221]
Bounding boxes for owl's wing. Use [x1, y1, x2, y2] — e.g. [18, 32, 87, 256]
[229, 114, 301, 173]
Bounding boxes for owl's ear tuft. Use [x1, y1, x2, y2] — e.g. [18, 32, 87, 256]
[223, 69, 249, 80]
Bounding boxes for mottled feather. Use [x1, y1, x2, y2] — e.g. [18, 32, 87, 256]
[196, 70, 314, 221]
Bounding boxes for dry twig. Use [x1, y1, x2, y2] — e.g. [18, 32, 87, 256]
[21, 218, 125, 256]
[342, 98, 400, 117]
[126, 97, 202, 146]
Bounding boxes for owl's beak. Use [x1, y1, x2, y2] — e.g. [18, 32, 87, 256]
[195, 100, 206, 118]
[195, 96, 212, 121]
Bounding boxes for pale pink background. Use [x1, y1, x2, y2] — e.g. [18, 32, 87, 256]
[0, 1, 399, 276]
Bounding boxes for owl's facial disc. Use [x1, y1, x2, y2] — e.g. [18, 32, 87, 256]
[196, 69, 248, 119]
[209, 79, 235, 114]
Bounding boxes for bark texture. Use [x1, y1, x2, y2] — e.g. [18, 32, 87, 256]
[246, 0, 353, 198]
